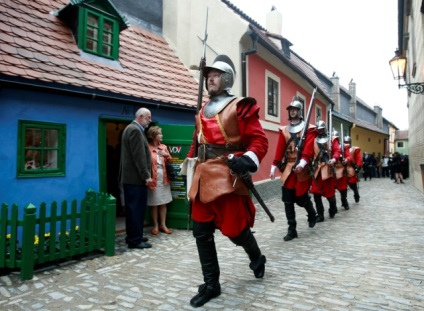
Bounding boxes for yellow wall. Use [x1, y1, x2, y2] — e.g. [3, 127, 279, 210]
[351, 126, 387, 157]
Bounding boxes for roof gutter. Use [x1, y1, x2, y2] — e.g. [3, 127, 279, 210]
[0, 77, 196, 112]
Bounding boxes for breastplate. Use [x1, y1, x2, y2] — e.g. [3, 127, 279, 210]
[203, 94, 236, 118]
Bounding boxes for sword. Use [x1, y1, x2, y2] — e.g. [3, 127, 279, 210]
[228, 154, 275, 222]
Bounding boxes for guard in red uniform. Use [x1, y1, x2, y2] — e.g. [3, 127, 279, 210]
[186, 55, 268, 308]
[344, 136, 362, 203]
[334, 130, 352, 210]
[310, 121, 340, 221]
[270, 97, 317, 241]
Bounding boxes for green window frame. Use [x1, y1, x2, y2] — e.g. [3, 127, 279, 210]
[78, 7, 119, 59]
[18, 121, 66, 178]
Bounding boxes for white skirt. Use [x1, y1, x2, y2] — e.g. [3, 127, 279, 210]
[147, 164, 172, 206]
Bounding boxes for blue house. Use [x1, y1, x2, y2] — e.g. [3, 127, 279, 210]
[0, 0, 199, 211]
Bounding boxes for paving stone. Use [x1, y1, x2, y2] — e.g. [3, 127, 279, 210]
[1, 178, 424, 310]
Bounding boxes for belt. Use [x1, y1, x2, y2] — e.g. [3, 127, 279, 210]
[197, 143, 245, 163]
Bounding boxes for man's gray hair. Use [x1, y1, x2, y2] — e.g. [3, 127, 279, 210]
[135, 107, 150, 118]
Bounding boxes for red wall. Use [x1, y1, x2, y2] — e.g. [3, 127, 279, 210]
[246, 54, 325, 182]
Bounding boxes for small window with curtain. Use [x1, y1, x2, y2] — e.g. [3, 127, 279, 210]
[18, 121, 66, 178]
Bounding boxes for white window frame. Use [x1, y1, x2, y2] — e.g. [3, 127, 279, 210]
[265, 70, 280, 123]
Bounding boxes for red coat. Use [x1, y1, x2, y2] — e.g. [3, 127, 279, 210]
[188, 97, 268, 238]
[335, 144, 351, 191]
[272, 125, 316, 196]
[310, 136, 340, 198]
[347, 146, 362, 183]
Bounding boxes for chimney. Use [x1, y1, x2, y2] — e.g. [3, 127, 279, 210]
[266, 6, 282, 35]
[349, 79, 357, 118]
[330, 72, 340, 112]
[374, 105, 383, 129]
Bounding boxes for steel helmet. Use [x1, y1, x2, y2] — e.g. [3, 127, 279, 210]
[316, 120, 326, 130]
[316, 120, 328, 143]
[332, 129, 339, 137]
[203, 55, 236, 95]
[344, 135, 351, 143]
[287, 97, 303, 120]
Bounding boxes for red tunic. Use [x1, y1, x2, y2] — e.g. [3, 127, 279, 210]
[335, 144, 351, 191]
[272, 125, 316, 196]
[347, 146, 362, 184]
[187, 98, 268, 238]
[310, 137, 340, 198]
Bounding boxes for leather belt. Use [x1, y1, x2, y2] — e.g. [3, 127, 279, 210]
[197, 143, 245, 163]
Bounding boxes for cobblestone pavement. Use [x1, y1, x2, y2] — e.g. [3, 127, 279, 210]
[1, 177, 424, 311]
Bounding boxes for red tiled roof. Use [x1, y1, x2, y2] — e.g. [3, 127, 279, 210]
[0, 0, 201, 109]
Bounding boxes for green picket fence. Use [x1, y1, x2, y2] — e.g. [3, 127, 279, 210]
[0, 190, 116, 280]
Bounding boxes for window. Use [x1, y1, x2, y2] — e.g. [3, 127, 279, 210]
[18, 121, 66, 178]
[397, 141, 404, 148]
[267, 77, 279, 117]
[265, 70, 280, 123]
[79, 8, 119, 59]
[316, 106, 322, 123]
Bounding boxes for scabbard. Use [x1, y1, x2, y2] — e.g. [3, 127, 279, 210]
[240, 172, 275, 222]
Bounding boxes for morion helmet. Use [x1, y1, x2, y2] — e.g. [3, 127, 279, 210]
[203, 55, 236, 95]
[344, 135, 352, 143]
[287, 97, 303, 120]
[316, 120, 328, 143]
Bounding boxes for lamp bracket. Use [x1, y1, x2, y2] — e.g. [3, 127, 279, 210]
[398, 82, 424, 94]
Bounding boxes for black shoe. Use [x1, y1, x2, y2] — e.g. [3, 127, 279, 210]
[354, 196, 360, 203]
[128, 242, 152, 249]
[142, 237, 149, 242]
[190, 283, 221, 308]
[342, 203, 350, 210]
[284, 230, 298, 241]
[316, 215, 325, 223]
[249, 255, 266, 279]
[308, 214, 316, 228]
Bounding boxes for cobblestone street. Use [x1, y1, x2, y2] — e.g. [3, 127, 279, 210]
[1, 177, 424, 310]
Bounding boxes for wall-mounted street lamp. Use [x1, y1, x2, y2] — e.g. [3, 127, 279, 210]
[389, 50, 424, 94]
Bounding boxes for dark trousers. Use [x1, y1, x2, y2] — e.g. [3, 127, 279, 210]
[123, 183, 148, 245]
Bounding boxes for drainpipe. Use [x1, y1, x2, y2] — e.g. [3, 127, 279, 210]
[241, 31, 258, 97]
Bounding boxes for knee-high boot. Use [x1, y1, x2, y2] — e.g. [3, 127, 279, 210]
[328, 196, 338, 218]
[298, 194, 317, 228]
[190, 228, 221, 308]
[340, 189, 349, 210]
[349, 183, 360, 203]
[230, 227, 266, 278]
[313, 194, 325, 222]
[283, 203, 298, 241]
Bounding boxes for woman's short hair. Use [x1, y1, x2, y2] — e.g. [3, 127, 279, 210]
[146, 126, 162, 142]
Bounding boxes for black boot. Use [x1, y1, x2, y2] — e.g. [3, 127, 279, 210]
[190, 233, 221, 308]
[303, 201, 317, 228]
[328, 196, 338, 218]
[313, 194, 325, 223]
[340, 190, 349, 210]
[231, 227, 266, 279]
[284, 219, 298, 241]
[349, 183, 360, 202]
